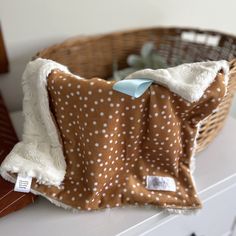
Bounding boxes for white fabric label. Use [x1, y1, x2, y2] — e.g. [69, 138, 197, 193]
[14, 175, 32, 193]
[146, 176, 176, 192]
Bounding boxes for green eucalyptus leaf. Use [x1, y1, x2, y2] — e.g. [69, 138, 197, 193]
[143, 56, 153, 68]
[112, 67, 137, 81]
[110, 41, 169, 81]
[151, 53, 168, 69]
[127, 54, 145, 69]
[141, 42, 155, 59]
[112, 59, 119, 72]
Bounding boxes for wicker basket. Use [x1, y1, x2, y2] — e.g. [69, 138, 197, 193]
[36, 27, 236, 153]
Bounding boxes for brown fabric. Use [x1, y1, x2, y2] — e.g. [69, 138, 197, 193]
[31, 70, 226, 211]
[0, 93, 35, 217]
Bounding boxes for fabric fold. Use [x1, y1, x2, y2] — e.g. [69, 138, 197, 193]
[113, 79, 153, 98]
[125, 60, 229, 102]
[0, 58, 72, 186]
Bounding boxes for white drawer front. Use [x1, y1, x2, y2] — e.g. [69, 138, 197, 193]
[142, 184, 236, 236]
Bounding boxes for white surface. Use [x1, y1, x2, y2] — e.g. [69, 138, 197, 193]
[1, 112, 235, 236]
[1, 0, 236, 115]
[142, 186, 236, 236]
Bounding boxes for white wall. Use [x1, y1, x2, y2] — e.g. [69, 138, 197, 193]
[0, 0, 236, 117]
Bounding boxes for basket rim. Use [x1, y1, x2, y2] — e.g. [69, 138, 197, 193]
[35, 26, 236, 79]
[36, 26, 236, 57]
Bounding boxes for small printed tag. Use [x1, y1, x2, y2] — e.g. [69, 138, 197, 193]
[14, 175, 32, 193]
[146, 176, 176, 192]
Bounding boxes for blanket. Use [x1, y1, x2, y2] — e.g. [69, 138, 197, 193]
[0, 58, 229, 213]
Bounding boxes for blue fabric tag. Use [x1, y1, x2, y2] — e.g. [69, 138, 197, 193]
[112, 79, 153, 98]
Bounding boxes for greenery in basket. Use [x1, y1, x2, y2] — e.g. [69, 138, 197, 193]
[110, 42, 182, 81]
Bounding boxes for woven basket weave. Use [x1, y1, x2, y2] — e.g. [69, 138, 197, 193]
[36, 27, 236, 153]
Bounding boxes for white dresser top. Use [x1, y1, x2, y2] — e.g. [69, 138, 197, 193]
[0, 112, 236, 236]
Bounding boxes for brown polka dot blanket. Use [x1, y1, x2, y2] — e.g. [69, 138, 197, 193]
[0, 58, 229, 213]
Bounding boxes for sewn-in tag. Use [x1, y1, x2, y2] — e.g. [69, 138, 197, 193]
[14, 175, 32, 193]
[113, 79, 153, 98]
[146, 176, 176, 192]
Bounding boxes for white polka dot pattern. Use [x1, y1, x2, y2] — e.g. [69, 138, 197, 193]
[31, 70, 226, 211]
